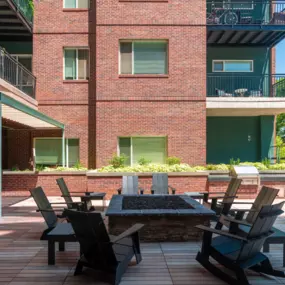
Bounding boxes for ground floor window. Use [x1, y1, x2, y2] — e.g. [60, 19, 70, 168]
[34, 138, 79, 167]
[118, 137, 167, 165]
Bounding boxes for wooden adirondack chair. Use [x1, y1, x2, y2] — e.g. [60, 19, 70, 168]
[196, 202, 285, 285]
[56, 177, 106, 211]
[223, 186, 279, 230]
[151, 173, 176, 194]
[204, 177, 241, 213]
[64, 209, 144, 285]
[117, 176, 144, 195]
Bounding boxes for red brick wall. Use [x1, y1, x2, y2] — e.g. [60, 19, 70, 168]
[5, 173, 284, 200]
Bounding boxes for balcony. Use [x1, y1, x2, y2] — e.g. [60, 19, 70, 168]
[0, 0, 33, 41]
[207, 73, 285, 116]
[207, 1, 285, 46]
[0, 47, 36, 99]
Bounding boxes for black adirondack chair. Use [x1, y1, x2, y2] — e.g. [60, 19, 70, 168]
[30, 187, 77, 264]
[196, 201, 285, 285]
[64, 209, 144, 285]
[151, 173, 176, 194]
[117, 176, 144, 195]
[56, 177, 106, 211]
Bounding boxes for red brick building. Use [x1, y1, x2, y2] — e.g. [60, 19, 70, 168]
[1, 0, 285, 170]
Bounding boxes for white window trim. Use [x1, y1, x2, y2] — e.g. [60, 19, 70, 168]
[63, 0, 89, 8]
[212, 60, 254, 72]
[63, 47, 89, 80]
[223, 0, 254, 10]
[33, 137, 79, 168]
[119, 40, 168, 75]
[118, 136, 167, 166]
[10, 54, 33, 86]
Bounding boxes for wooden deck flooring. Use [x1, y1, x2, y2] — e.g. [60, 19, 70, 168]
[0, 196, 285, 285]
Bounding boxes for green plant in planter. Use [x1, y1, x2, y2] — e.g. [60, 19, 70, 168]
[138, 157, 151, 165]
[229, 158, 240, 166]
[11, 165, 20, 171]
[36, 164, 45, 171]
[28, 0, 34, 12]
[109, 154, 128, 168]
[166, 156, 181, 165]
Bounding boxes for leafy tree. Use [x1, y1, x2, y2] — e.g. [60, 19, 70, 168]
[276, 114, 285, 140]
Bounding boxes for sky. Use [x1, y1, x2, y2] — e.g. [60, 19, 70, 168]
[276, 40, 285, 73]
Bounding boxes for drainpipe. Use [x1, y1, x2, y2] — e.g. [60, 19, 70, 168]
[62, 129, 65, 167]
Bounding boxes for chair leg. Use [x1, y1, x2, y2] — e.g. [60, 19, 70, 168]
[283, 243, 285, 267]
[48, 240, 55, 265]
[74, 260, 83, 276]
[132, 232, 142, 264]
[263, 242, 270, 253]
[58, 241, 65, 252]
[251, 257, 285, 277]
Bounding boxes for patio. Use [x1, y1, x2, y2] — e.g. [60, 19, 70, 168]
[0, 196, 284, 285]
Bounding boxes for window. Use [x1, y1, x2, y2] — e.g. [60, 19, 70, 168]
[34, 138, 79, 167]
[64, 48, 89, 80]
[64, 0, 89, 8]
[118, 137, 167, 165]
[120, 41, 168, 75]
[213, 60, 253, 72]
[223, 0, 254, 10]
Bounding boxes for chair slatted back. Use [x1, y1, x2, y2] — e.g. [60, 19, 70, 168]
[238, 202, 284, 261]
[246, 186, 279, 223]
[30, 187, 58, 228]
[152, 173, 168, 194]
[56, 177, 74, 207]
[122, 176, 139, 195]
[64, 209, 118, 267]
[222, 178, 242, 204]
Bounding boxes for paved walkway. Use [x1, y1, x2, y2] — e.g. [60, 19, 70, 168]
[0, 197, 285, 285]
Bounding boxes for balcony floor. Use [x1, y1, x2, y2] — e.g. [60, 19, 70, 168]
[1, 196, 285, 285]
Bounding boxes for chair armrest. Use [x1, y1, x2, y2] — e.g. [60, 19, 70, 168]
[231, 202, 254, 205]
[212, 195, 237, 200]
[111, 223, 144, 243]
[231, 208, 257, 213]
[224, 216, 252, 227]
[196, 225, 248, 241]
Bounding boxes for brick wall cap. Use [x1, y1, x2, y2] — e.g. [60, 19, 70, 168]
[38, 171, 87, 175]
[3, 171, 37, 175]
[87, 171, 209, 177]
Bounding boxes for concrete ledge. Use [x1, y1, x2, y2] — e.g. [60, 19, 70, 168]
[87, 171, 209, 177]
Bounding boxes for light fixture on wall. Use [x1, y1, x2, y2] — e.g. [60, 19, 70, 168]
[248, 135, 252, 142]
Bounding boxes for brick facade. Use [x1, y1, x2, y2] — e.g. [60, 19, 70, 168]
[28, 0, 207, 170]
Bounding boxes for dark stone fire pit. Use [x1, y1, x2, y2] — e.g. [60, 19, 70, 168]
[106, 195, 215, 242]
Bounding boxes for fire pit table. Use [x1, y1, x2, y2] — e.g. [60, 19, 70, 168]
[106, 195, 215, 242]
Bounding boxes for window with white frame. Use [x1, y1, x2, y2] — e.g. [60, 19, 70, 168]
[64, 48, 89, 80]
[118, 137, 167, 166]
[223, 0, 254, 10]
[213, 60, 253, 72]
[11, 54, 33, 86]
[64, 0, 89, 8]
[34, 138, 79, 167]
[119, 41, 168, 75]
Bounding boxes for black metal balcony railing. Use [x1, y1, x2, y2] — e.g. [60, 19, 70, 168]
[207, 1, 285, 25]
[0, 47, 36, 98]
[207, 74, 285, 97]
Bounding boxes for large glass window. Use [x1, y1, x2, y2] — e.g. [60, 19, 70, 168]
[64, 0, 89, 8]
[64, 48, 89, 80]
[35, 138, 79, 167]
[213, 60, 253, 72]
[118, 137, 167, 165]
[10, 54, 33, 86]
[120, 41, 168, 75]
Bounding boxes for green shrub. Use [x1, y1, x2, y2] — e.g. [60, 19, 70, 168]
[166, 156, 181, 165]
[109, 154, 128, 168]
[138, 157, 152, 165]
[229, 158, 240, 165]
[11, 165, 20, 171]
[262, 157, 271, 168]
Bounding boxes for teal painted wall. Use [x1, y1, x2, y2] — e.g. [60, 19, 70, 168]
[207, 116, 274, 164]
[207, 47, 271, 97]
[0, 42, 32, 54]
